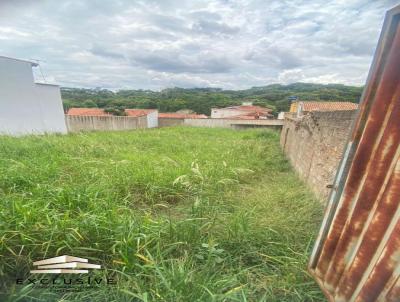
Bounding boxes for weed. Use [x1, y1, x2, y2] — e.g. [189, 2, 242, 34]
[0, 127, 323, 301]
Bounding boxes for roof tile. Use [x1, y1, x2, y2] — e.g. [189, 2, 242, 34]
[301, 101, 358, 112]
[125, 109, 157, 117]
[158, 113, 208, 119]
[67, 108, 157, 117]
[67, 108, 111, 116]
[222, 105, 273, 113]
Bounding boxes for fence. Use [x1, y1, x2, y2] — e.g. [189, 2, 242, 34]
[280, 110, 357, 201]
[65, 115, 148, 132]
[309, 5, 400, 301]
[158, 118, 185, 127]
[159, 118, 284, 129]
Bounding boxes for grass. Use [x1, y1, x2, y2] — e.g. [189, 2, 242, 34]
[0, 127, 324, 301]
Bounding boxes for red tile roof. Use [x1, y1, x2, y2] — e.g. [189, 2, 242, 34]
[224, 105, 273, 113]
[67, 108, 111, 116]
[159, 113, 208, 119]
[301, 101, 358, 112]
[67, 108, 158, 117]
[222, 111, 273, 120]
[125, 109, 157, 117]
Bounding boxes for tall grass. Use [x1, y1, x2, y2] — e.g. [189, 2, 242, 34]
[0, 127, 323, 301]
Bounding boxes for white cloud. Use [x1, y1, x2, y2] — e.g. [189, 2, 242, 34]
[0, 0, 398, 89]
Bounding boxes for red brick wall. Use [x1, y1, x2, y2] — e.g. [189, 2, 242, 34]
[280, 110, 357, 201]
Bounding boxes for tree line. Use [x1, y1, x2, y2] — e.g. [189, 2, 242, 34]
[62, 83, 363, 116]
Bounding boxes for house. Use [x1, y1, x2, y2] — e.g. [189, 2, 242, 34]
[158, 113, 208, 119]
[66, 108, 159, 128]
[0, 56, 67, 135]
[125, 109, 158, 128]
[211, 102, 273, 119]
[290, 101, 358, 117]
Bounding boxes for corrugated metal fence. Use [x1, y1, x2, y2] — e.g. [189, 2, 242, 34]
[309, 5, 400, 302]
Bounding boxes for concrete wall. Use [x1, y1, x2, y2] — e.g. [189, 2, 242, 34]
[0, 56, 67, 135]
[280, 110, 357, 201]
[158, 117, 284, 128]
[158, 118, 185, 127]
[65, 115, 147, 132]
[146, 110, 158, 128]
[35, 83, 68, 133]
[184, 118, 284, 128]
[211, 108, 242, 118]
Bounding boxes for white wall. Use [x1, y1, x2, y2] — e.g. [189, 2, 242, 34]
[146, 110, 158, 128]
[296, 102, 304, 117]
[0, 57, 67, 135]
[35, 83, 68, 133]
[184, 118, 284, 128]
[277, 112, 285, 120]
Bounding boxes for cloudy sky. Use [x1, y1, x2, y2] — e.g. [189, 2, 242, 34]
[0, 0, 398, 90]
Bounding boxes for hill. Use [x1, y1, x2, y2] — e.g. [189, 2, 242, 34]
[61, 83, 363, 116]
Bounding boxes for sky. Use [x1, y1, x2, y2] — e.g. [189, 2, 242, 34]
[0, 0, 398, 90]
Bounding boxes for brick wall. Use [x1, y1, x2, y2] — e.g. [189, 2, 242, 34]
[280, 110, 357, 201]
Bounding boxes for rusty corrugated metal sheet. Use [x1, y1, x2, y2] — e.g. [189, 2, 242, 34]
[309, 5, 400, 302]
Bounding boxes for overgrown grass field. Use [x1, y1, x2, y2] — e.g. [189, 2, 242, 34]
[0, 127, 323, 301]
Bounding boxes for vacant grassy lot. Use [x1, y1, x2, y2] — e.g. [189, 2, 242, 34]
[0, 127, 323, 301]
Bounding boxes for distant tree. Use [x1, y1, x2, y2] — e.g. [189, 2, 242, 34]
[104, 107, 126, 116]
[82, 100, 98, 108]
[62, 100, 73, 113]
[61, 83, 363, 116]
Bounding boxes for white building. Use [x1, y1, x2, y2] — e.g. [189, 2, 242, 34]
[0, 56, 67, 135]
[277, 112, 285, 120]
